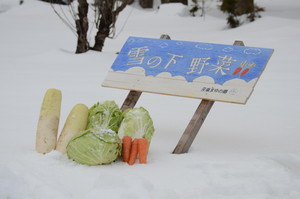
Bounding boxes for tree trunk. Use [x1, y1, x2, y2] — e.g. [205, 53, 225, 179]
[221, 0, 256, 27]
[221, 0, 254, 16]
[92, 15, 111, 52]
[75, 0, 89, 54]
[92, 0, 129, 52]
[92, 1, 113, 52]
[140, 0, 153, 8]
[161, 0, 187, 5]
[221, 0, 236, 13]
[235, 0, 254, 15]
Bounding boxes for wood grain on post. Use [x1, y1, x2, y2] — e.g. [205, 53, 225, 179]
[172, 40, 245, 154]
[121, 90, 142, 111]
[172, 100, 214, 154]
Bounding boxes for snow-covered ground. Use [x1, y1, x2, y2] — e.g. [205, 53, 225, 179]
[1, 0, 300, 198]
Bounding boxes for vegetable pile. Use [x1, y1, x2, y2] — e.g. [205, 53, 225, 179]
[119, 107, 155, 165]
[67, 101, 123, 166]
[35, 89, 155, 166]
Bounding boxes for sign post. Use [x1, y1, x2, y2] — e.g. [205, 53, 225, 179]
[172, 40, 245, 154]
[102, 35, 273, 154]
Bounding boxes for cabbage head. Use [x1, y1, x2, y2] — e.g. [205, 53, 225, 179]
[87, 101, 123, 132]
[66, 101, 123, 165]
[67, 128, 121, 165]
[118, 107, 155, 143]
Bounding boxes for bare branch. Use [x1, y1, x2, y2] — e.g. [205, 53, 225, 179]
[114, 0, 130, 15]
[50, 3, 77, 36]
[59, 4, 76, 29]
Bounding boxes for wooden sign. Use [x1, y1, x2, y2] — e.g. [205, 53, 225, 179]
[102, 37, 273, 104]
[102, 35, 274, 154]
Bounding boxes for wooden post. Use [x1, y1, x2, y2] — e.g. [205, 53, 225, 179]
[172, 40, 245, 154]
[121, 90, 142, 111]
[172, 100, 214, 154]
[160, 34, 171, 40]
[121, 34, 171, 111]
[233, 40, 245, 46]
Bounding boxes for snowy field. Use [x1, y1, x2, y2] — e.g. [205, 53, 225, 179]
[1, 0, 300, 198]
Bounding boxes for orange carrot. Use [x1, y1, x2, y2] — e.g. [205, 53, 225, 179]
[138, 138, 148, 164]
[122, 136, 132, 162]
[128, 138, 138, 165]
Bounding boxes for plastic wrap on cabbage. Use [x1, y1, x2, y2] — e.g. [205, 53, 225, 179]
[67, 128, 121, 165]
[118, 107, 155, 144]
[66, 101, 123, 165]
[87, 101, 123, 132]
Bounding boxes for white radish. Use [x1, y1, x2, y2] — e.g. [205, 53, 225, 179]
[36, 88, 62, 154]
[56, 104, 89, 154]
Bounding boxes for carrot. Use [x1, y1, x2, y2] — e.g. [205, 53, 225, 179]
[122, 136, 132, 162]
[128, 138, 138, 165]
[240, 68, 249, 77]
[232, 67, 242, 75]
[138, 138, 148, 164]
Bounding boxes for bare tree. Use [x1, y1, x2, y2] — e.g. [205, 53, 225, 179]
[51, 0, 130, 53]
[75, 0, 89, 53]
[92, 0, 129, 51]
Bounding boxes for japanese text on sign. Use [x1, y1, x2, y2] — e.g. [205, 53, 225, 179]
[111, 37, 273, 85]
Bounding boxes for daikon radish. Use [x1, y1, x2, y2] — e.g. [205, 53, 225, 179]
[36, 88, 62, 154]
[56, 104, 89, 153]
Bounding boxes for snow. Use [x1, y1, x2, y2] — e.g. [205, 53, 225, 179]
[1, 0, 300, 198]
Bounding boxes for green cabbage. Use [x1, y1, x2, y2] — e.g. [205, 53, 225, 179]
[67, 128, 121, 165]
[66, 101, 123, 165]
[87, 101, 123, 132]
[118, 107, 155, 143]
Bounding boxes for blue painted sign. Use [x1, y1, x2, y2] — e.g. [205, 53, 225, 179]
[111, 37, 273, 85]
